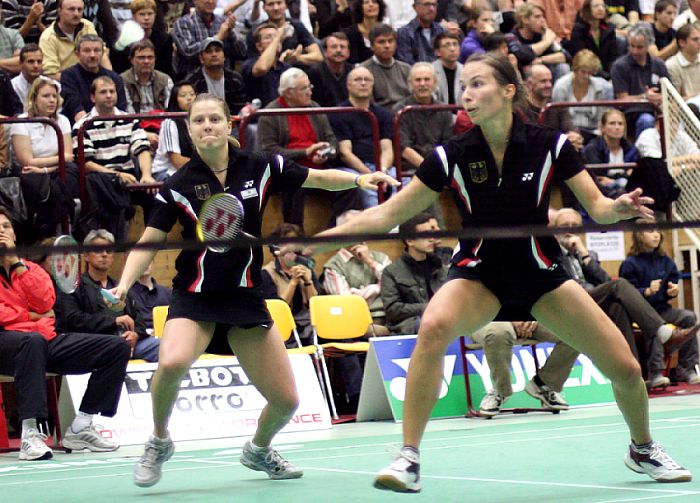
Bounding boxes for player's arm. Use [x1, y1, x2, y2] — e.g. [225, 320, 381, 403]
[302, 167, 398, 191]
[114, 227, 168, 300]
[566, 170, 654, 224]
[308, 178, 439, 254]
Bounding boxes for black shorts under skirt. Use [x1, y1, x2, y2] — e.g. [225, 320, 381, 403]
[167, 287, 273, 355]
[447, 258, 572, 321]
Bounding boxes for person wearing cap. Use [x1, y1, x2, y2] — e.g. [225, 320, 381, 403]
[171, 0, 246, 80]
[186, 37, 247, 115]
[0, 207, 129, 461]
[54, 228, 161, 362]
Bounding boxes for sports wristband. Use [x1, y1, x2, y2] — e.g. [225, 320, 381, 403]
[580, 255, 590, 261]
[304, 282, 312, 286]
[354, 174, 362, 187]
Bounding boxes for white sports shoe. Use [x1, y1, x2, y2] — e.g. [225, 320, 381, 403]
[62, 424, 119, 452]
[479, 390, 507, 418]
[625, 441, 692, 482]
[19, 430, 53, 461]
[239, 440, 303, 479]
[374, 447, 421, 493]
[134, 435, 175, 487]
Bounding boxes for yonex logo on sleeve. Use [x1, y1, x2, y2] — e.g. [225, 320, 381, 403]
[522, 173, 534, 181]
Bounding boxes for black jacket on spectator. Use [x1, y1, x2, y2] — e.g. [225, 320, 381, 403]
[307, 61, 353, 107]
[60, 64, 128, 122]
[187, 67, 247, 115]
[316, 0, 353, 38]
[381, 252, 447, 335]
[564, 20, 618, 77]
[54, 272, 148, 338]
[343, 24, 373, 65]
[108, 29, 175, 76]
[505, 28, 569, 72]
[0, 70, 23, 117]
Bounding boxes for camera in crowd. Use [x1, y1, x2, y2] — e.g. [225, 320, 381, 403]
[316, 145, 336, 159]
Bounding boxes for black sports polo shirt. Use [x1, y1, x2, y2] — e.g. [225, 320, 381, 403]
[149, 145, 308, 293]
[416, 115, 584, 272]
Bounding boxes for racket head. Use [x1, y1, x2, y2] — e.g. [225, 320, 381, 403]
[196, 193, 245, 253]
[50, 235, 79, 294]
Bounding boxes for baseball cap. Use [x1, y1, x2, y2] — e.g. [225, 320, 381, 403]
[200, 37, 224, 53]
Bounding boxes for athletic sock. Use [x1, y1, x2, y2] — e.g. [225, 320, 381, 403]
[21, 418, 38, 438]
[656, 325, 673, 344]
[70, 411, 93, 433]
[401, 446, 420, 457]
[632, 440, 654, 451]
[249, 440, 269, 452]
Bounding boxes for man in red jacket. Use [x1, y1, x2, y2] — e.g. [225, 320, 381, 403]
[0, 207, 130, 461]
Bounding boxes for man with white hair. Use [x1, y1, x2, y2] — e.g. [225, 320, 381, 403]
[611, 22, 669, 138]
[392, 63, 452, 177]
[329, 66, 395, 208]
[258, 67, 361, 228]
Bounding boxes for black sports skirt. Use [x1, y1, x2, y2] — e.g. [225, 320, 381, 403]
[167, 287, 272, 355]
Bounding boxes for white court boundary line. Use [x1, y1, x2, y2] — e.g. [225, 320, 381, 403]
[0, 415, 698, 501]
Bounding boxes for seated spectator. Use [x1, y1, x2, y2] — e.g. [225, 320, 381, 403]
[322, 210, 391, 334]
[343, 0, 386, 65]
[605, 0, 640, 31]
[395, 0, 445, 65]
[582, 108, 639, 198]
[109, 0, 175, 76]
[458, 6, 495, 64]
[240, 23, 292, 106]
[470, 321, 579, 416]
[552, 50, 614, 142]
[649, 0, 677, 60]
[611, 23, 668, 138]
[553, 208, 697, 387]
[246, 0, 323, 67]
[261, 223, 320, 345]
[2, 0, 58, 45]
[636, 114, 700, 176]
[121, 39, 174, 116]
[505, 3, 570, 82]
[672, 0, 700, 30]
[0, 208, 128, 460]
[564, 0, 618, 78]
[10, 77, 77, 243]
[317, 0, 354, 39]
[39, 0, 109, 80]
[620, 220, 700, 384]
[126, 260, 172, 336]
[258, 67, 362, 229]
[432, 32, 462, 105]
[380, 212, 447, 335]
[360, 23, 411, 110]
[530, 0, 583, 41]
[0, 70, 24, 118]
[187, 38, 246, 115]
[171, 0, 246, 80]
[73, 76, 155, 238]
[482, 31, 521, 76]
[11, 45, 46, 111]
[60, 35, 127, 124]
[155, 0, 189, 33]
[0, 17, 24, 76]
[330, 66, 394, 208]
[151, 81, 196, 181]
[523, 64, 584, 151]
[666, 24, 700, 100]
[54, 229, 161, 362]
[307, 32, 354, 107]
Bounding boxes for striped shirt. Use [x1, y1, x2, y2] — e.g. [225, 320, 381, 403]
[171, 10, 246, 77]
[1, 0, 58, 43]
[73, 107, 150, 173]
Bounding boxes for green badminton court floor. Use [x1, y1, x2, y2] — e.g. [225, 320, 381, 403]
[2, 394, 700, 503]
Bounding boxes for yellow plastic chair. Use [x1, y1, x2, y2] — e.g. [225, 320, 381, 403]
[309, 295, 374, 418]
[152, 305, 169, 338]
[265, 299, 333, 409]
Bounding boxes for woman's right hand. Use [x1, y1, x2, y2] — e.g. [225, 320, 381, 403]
[22, 166, 43, 174]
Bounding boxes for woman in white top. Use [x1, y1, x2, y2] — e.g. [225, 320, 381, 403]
[552, 50, 614, 142]
[151, 82, 196, 181]
[10, 77, 77, 241]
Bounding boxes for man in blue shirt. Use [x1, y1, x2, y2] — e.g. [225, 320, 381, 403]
[395, 0, 444, 65]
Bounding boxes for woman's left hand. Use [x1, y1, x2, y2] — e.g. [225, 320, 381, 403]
[667, 282, 679, 298]
[612, 188, 655, 220]
[21, 166, 44, 174]
[358, 172, 401, 191]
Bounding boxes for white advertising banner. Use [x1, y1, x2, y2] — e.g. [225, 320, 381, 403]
[60, 354, 331, 446]
[585, 231, 626, 261]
